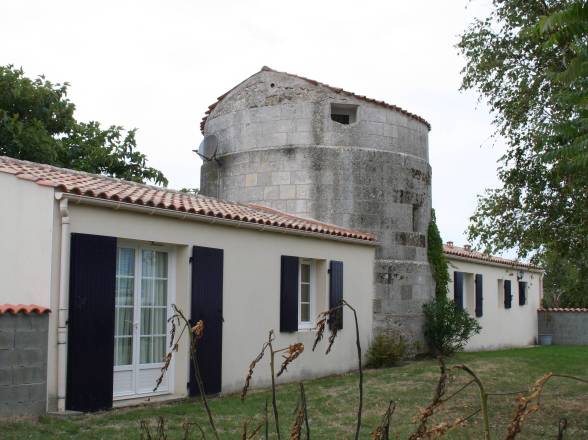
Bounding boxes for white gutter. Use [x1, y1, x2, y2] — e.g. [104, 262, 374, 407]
[61, 193, 378, 247]
[55, 193, 70, 412]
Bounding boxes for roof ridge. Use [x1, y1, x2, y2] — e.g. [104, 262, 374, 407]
[200, 66, 431, 133]
[443, 243, 541, 270]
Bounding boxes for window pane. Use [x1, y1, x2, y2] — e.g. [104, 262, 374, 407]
[153, 308, 167, 335]
[153, 336, 166, 363]
[141, 307, 152, 335]
[116, 277, 134, 306]
[117, 248, 135, 276]
[115, 307, 134, 337]
[301, 303, 310, 322]
[155, 252, 168, 278]
[301, 264, 310, 283]
[154, 280, 167, 306]
[141, 279, 154, 306]
[301, 284, 310, 302]
[140, 336, 152, 364]
[142, 250, 155, 277]
[114, 337, 132, 366]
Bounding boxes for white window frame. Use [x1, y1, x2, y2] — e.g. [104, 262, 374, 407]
[113, 241, 176, 400]
[298, 259, 316, 330]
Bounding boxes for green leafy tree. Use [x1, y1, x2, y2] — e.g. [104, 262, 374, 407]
[0, 65, 167, 185]
[459, 1, 588, 305]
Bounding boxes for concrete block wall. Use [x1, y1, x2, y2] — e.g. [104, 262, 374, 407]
[0, 314, 48, 417]
[538, 311, 588, 345]
[200, 68, 435, 346]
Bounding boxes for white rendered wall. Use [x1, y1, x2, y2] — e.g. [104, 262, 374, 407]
[41, 202, 374, 406]
[446, 257, 542, 351]
[0, 173, 55, 307]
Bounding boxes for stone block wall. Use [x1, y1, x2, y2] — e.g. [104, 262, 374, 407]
[201, 68, 435, 346]
[0, 313, 48, 417]
[538, 310, 588, 345]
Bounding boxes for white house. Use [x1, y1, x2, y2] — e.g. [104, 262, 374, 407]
[444, 242, 543, 351]
[0, 156, 375, 413]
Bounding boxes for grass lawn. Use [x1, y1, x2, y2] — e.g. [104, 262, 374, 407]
[2, 345, 588, 439]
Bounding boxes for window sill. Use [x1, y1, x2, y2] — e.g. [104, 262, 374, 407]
[113, 389, 171, 402]
[297, 326, 315, 332]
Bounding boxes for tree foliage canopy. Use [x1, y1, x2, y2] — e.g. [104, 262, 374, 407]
[0, 65, 167, 185]
[459, 1, 588, 305]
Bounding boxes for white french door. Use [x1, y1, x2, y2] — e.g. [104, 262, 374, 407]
[113, 243, 174, 398]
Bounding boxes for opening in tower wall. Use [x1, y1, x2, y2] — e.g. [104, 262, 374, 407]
[330, 103, 358, 125]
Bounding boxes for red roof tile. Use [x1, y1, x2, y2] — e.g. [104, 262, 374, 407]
[200, 66, 431, 133]
[0, 156, 375, 242]
[0, 304, 51, 315]
[539, 307, 588, 313]
[443, 244, 541, 271]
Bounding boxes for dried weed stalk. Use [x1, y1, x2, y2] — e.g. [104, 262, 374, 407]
[153, 304, 219, 440]
[289, 383, 310, 440]
[408, 357, 449, 440]
[312, 300, 363, 440]
[140, 416, 167, 440]
[277, 343, 305, 377]
[503, 372, 588, 439]
[241, 330, 306, 440]
[370, 400, 396, 440]
[505, 372, 552, 440]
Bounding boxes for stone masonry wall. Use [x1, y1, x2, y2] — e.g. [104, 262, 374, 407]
[0, 314, 48, 417]
[538, 311, 588, 345]
[200, 69, 435, 346]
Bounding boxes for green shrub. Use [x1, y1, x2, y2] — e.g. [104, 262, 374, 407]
[423, 298, 481, 356]
[366, 332, 407, 368]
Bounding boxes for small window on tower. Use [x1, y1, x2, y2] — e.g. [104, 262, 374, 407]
[330, 103, 358, 125]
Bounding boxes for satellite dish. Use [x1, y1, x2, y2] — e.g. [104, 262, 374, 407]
[194, 135, 219, 162]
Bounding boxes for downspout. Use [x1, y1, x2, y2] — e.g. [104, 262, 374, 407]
[55, 193, 70, 412]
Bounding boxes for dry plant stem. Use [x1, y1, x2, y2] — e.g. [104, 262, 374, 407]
[265, 398, 269, 440]
[312, 301, 363, 440]
[268, 331, 281, 440]
[174, 306, 220, 440]
[409, 357, 448, 440]
[182, 421, 206, 440]
[452, 365, 490, 440]
[557, 418, 567, 440]
[371, 400, 396, 440]
[300, 383, 310, 440]
[342, 300, 363, 440]
[504, 372, 588, 439]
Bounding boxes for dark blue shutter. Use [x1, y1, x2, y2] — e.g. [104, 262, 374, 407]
[66, 233, 116, 412]
[329, 261, 344, 330]
[190, 246, 223, 396]
[518, 281, 527, 306]
[504, 280, 512, 309]
[475, 274, 483, 317]
[453, 271, 464, 309]
[280, 256, 299, 332]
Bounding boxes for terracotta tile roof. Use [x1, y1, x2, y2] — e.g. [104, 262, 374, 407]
[443, 243, 542, 271]
[200, 65, 431, 133]
[539, 307, 588, 313]
[0, 304, 51, 315]
[0, 156, 375, 242]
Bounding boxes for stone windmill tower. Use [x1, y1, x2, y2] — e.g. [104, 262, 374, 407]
[199, 66, 434, 343]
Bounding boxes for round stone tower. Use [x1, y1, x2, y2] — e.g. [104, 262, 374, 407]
[200, 66, 434, 344]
